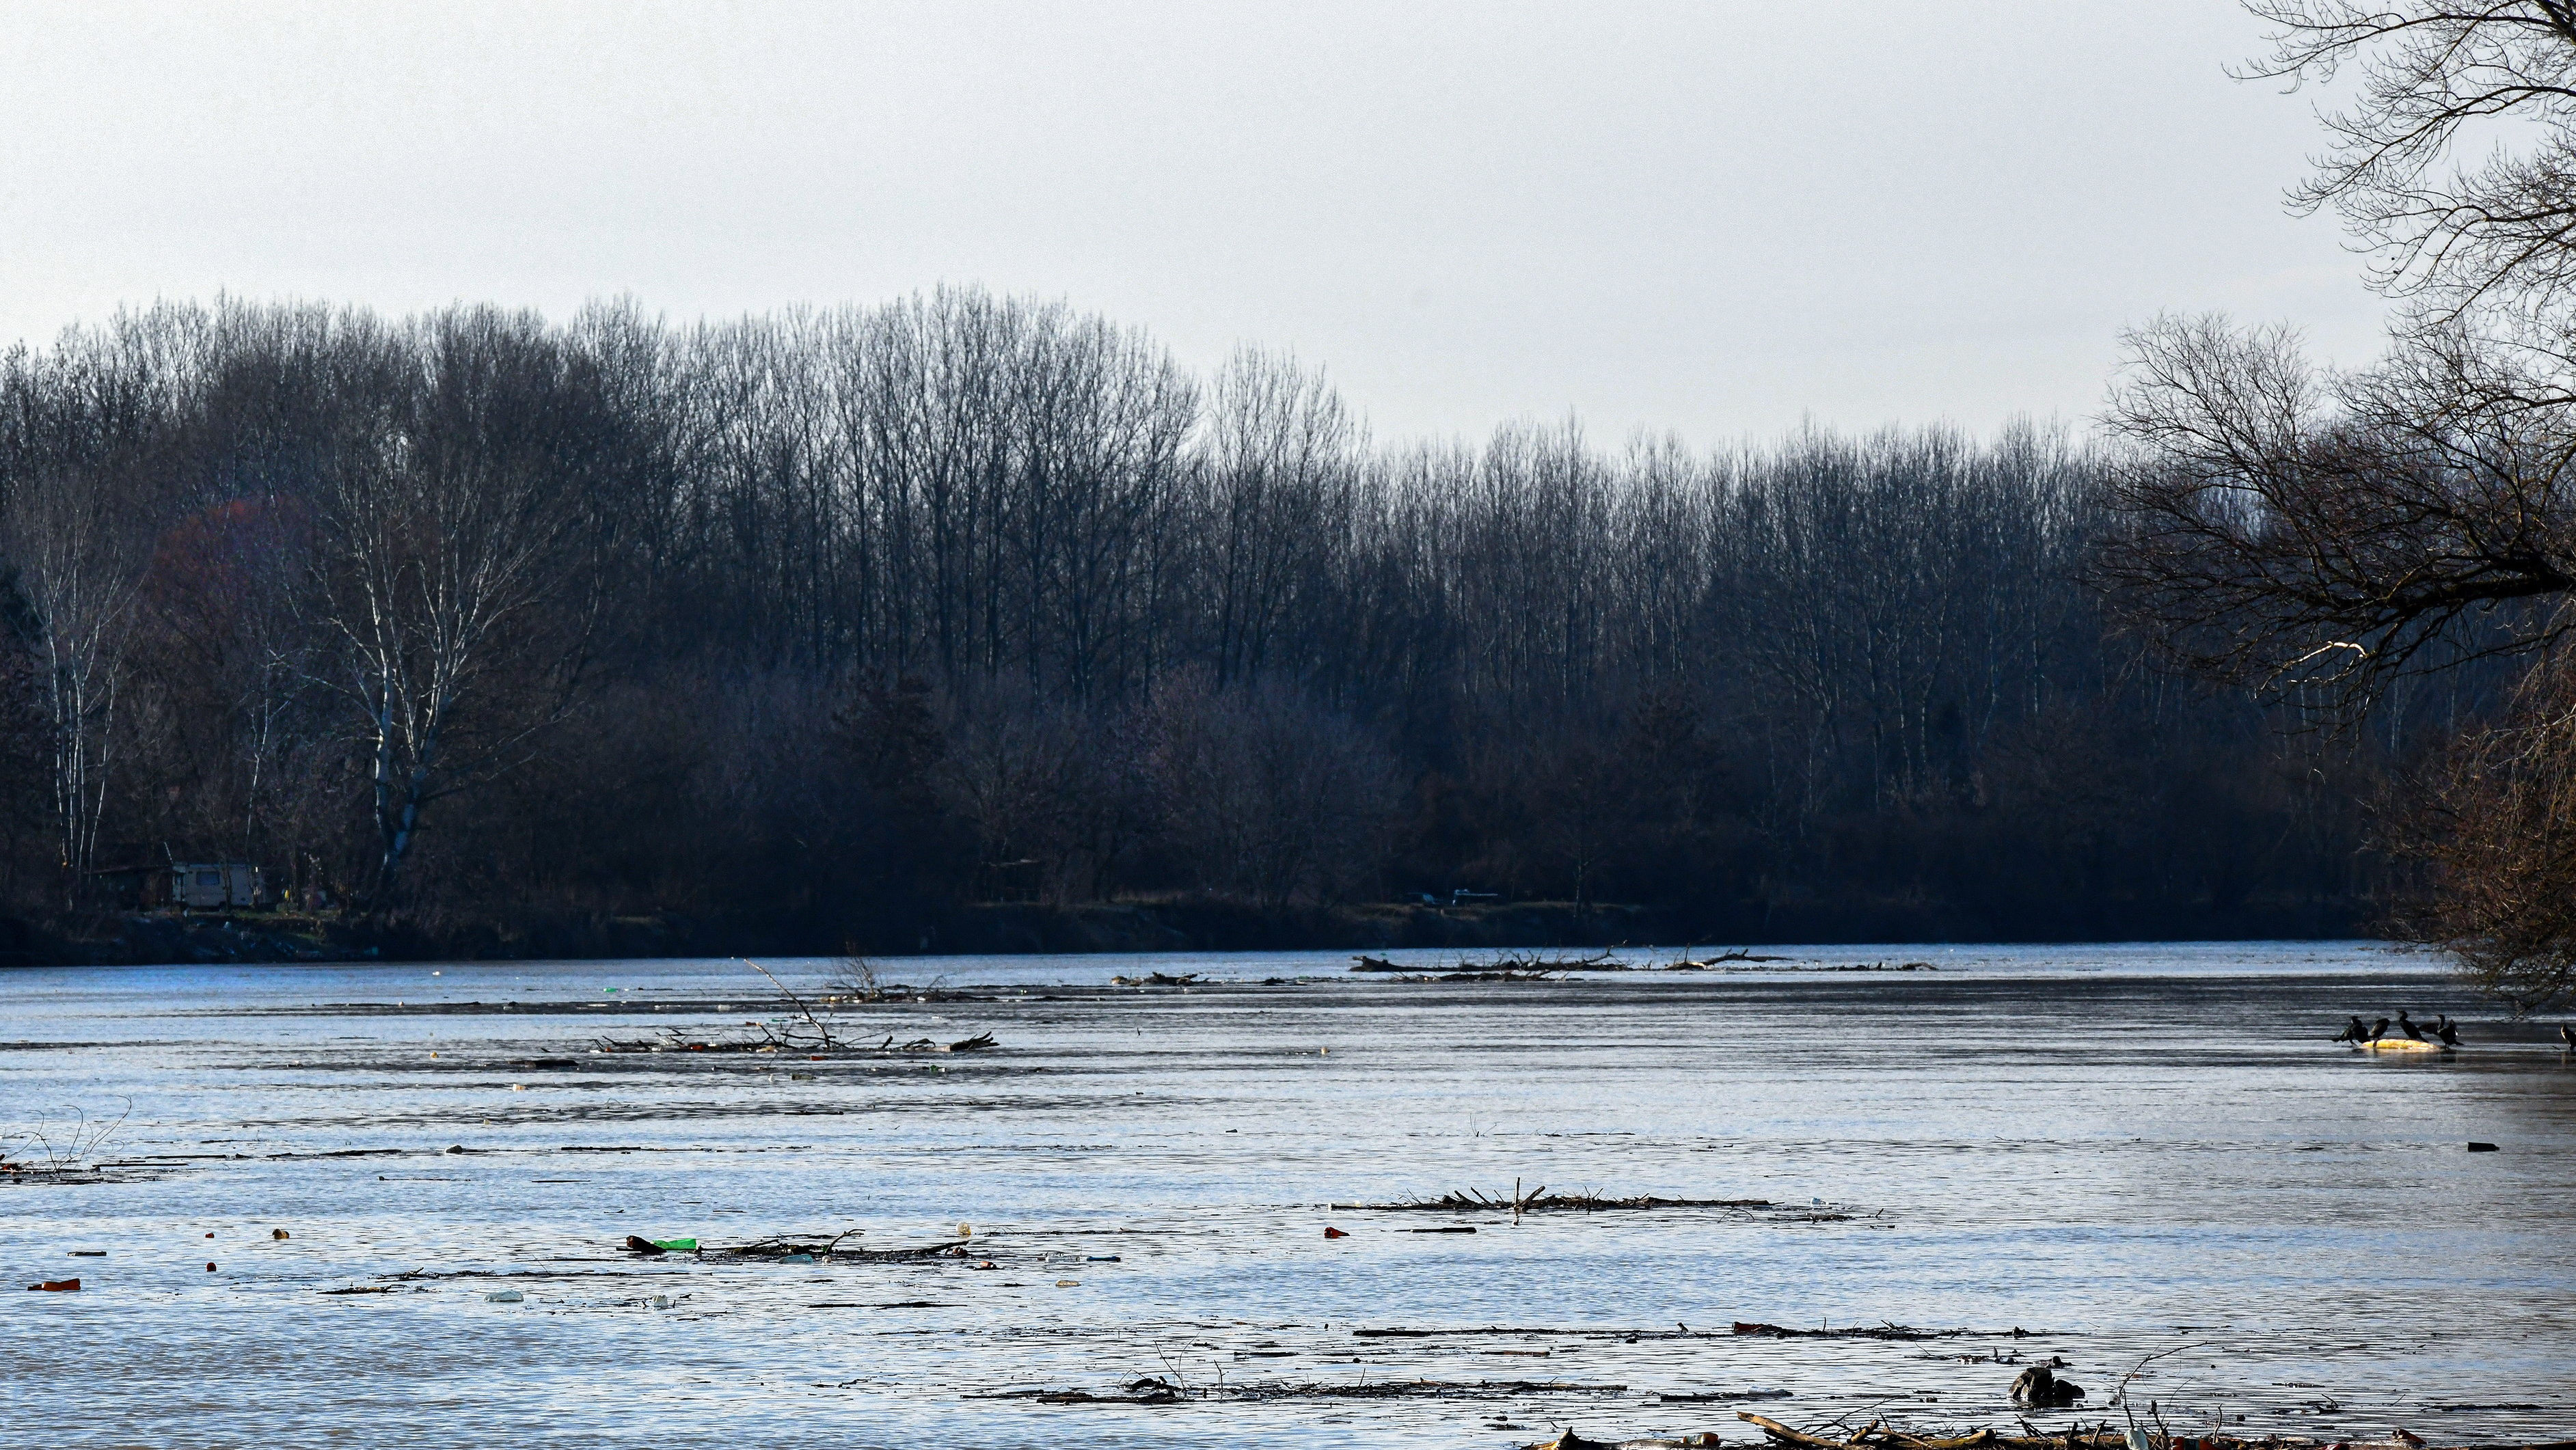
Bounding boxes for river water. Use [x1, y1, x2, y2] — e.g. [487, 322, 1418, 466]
[3, 941, 2571, 1449]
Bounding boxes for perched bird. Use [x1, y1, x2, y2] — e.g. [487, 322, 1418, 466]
[2437, 1017, 2463, 1047]
[2397, 1010, 2424, 1041]
[2558, 1024, 2573, 1051]
[2335, 1015, 2369, 1043]
[2371, 1016, 2392, 1042]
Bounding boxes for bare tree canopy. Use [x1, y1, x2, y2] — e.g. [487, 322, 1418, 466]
[2251, 1, 2576, 312]
[2100, 312, 2576, 701]
[2093, 2, 2576, 1009]
[2103, 6, 2576, 702]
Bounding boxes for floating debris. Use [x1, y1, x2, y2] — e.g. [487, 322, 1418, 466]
[593, 1030, 994, 1056]
[1342, 1187, 1781, 1214]
[1731, 1322, 1968, 1341]
[977, 1375, 1637, 1405]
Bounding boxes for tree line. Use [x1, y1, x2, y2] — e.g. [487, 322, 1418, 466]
[0, 292, 2418, 955]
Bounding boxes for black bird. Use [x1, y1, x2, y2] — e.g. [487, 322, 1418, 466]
[2335, 1015, 2369, 1043]
[2370, 1016, 2391, 1042]
[2558, 1024, 2573, 1051]
[2398, 1010, 2425, 1041]
[2437, 1017, 2463, 1047]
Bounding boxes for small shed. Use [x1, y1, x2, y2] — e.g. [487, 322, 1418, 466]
[170, 862, 265, 911]
[87, 862, 172, 909]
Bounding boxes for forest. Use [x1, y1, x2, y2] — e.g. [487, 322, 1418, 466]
[0, 292, 2446, 960]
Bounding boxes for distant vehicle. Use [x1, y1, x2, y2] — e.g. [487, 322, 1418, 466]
[171, 862, 265, 911]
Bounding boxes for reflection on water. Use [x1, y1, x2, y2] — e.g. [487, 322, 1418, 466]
[3, 941, 2571, 1449]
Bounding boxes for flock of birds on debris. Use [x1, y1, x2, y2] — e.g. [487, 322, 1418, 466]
[2329, 1013, 2576, 1050]
[2333, 1010, 2462, 1046]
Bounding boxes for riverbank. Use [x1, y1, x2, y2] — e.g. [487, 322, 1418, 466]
[1, 893, 2368, 967]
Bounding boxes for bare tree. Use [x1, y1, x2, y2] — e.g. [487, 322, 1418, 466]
[2123, 3, 2576, 698]
[302, 309, 617, 905]
[2099, 312, 2576, 704]
[1201, 348, 1358, 687]
[2250, 1, 2576, 314]
[0, 319, 188, 895]
[0, 477, 148, 892]
[2089, 3, 2576, 994]
[2391, 645, 2576, 1009]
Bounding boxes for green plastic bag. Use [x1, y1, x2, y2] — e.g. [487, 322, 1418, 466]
[651, 1237, 697, 1252]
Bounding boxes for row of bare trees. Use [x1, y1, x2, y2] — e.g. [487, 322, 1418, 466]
[0, 305, 625, 906]
[0, 291, 2411, 949]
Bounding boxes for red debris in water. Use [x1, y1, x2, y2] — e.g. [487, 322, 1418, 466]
[1323, 1227, 1348, 1239]
[27, 1278, 79, 1291]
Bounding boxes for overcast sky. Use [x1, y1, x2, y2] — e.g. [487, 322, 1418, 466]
[0, 1, 2384, 448]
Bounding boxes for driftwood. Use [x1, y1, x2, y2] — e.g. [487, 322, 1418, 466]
[623, 1231, 965, 1263]
[588, 961, 999, 1056]
[1346, 1324, 1971, 1342]
[1666, 957, 1933, 972]
[1744, 1416, 2035, 1450]
[1427, 970, 1569, 982]
[593, 1029, 994, 1055]
[802, 1239, 969, 1262]
[1533, 1432, 1726, 1450]
[1731, 1322, 1959, 1341]
[706, 1229, 864, 1260]
[1731, 1417, 2576, 1450]
[1339, 1187, 1779, 1214]
[1351, 950, 1627, 974]
[980, 1375, 1634, 1404]
[1479, 949, 1626, 971]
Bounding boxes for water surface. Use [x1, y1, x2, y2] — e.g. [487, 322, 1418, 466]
[3, 941, 2571, 1448]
